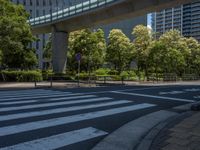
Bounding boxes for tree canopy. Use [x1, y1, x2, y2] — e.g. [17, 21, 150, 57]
[42, 24, 200, 78]
[132, 25, 152, 77]
[0, 0, 37, 69]
[68, 29, 106, 73]
[106, 29, 134, 74]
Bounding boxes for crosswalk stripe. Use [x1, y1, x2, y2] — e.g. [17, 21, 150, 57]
[0, 95, 96, 105]
[0, 97, 113, 112]
[111, 91, 196, 103]
[0, 127, 108, 150]
[0, 89, 53, 95]
[0, 93, 79, 101]
[0, 91, 71, 99]
[0, 103, 156, 136]
[0, 100, 131, 122]
[0, 89, 48, 93]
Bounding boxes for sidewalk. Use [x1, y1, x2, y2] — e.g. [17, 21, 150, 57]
[150, 112, 200, 150]
[92, 105, 200, 150]
[0, 81, 97, 90]
[0, 80, 200, 90]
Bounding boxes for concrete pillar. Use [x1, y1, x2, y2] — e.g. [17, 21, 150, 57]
[52, 29, 68, 73]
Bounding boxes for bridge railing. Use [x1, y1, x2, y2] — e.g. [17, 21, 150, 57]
[29, 0, 116, 26]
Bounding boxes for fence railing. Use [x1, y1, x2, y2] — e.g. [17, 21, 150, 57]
[29, 0, 116, 26]
[33, 73, 200, 88]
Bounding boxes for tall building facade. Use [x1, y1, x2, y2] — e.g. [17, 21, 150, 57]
[11, 0, 146, 69]
[11, 0, 70, 69]
[152, 1, 200, 41]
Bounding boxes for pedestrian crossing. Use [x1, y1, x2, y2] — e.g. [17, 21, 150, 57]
[0, 89, 157, 150]
[1, 127, 108, 150]
[0, 95, 97, 105]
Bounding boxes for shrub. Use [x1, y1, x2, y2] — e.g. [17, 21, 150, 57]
[95, 68, 110, 76]
[42, 70, 53, 81]
[112, 75, 122, 81]
[108, 70, 118, 75]
[120, 71, 137, 80]
[75, 72, 96, 80]
[1, 70, 43, 82]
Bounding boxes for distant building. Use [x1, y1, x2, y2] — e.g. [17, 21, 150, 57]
[11, 0, 147, 69]
[152, 1, 200, 41]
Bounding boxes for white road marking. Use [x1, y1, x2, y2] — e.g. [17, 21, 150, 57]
[111, 91, 195, 103]
[194, 96, 200, 99]
[0, 100, 131, 122]
[0, 95, 96, 105]
[0, 91, 72, 99]
[0, 97, 113, 112]
[0, 86, 177, 98]
[0, 103, 156, 136]
[0, 89, 59, 96]
[159, 91, 185, 95]
[0, 89, 48, 94]
[0, 93, 86, 101]
[184, 88, 200, 92]
[1, 127, 108, 150]
[48, 95, 94, 101]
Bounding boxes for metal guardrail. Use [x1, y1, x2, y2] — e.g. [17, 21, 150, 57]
[29, 0, 116, 26]
[182, 74, 200, 81]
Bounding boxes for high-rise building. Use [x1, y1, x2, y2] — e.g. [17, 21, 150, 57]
[11, 0, 146, 69]
[152, 1, 200, 41]
[11, 0, 69, 69]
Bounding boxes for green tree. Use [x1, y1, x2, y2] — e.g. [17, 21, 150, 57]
[148, 41, 166, 78]
[0, 0, 37, 69]
[68, 29, 106, 73]
[183, 37, 200, 74]
[193, 48, 200, 75]
[0, 49, 2, 66]
[43, 34, 52, 70]
[132, 25, 152, 78]
[159, 30, 186, 75]
[106, 29, 133, 74]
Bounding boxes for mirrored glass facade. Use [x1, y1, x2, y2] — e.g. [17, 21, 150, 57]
[152, 1, 200, 41]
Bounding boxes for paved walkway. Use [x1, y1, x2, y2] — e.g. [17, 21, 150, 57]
[0, 81, 200, 90]
[151, 112, 200, 150]
[0, 82, 97, 89]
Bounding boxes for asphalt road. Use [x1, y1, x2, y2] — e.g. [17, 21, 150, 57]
[0, 85, 199, 150]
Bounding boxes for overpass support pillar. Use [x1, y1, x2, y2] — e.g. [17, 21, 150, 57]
[52, 29, 68, 73]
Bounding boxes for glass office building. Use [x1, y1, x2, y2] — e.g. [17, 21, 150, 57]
[152, 1, 200, 41]
[11, 0, 146, 69]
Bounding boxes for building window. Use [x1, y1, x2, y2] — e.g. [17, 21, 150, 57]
[30, 0, 32, 6]
[36, 0, 39, 6]
[43, 0, 46, 6]
[43, 10, 45, 16]
[36, 9, 39, 17]
[29, 9, 32, 18]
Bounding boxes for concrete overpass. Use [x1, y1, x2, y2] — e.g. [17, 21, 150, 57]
[30, 0, 196, 73]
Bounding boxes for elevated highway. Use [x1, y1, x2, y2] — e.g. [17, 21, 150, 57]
[29, 0, 196, 73]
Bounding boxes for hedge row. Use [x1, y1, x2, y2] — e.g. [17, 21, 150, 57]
[0, 70, 43, 82]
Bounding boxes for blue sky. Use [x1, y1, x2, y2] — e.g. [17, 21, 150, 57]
[147, 14, 152, 26]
